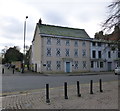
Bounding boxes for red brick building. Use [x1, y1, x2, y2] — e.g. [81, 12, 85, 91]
[95, 26, 120, 41]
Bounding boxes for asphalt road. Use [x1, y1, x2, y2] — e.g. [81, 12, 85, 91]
[2, 73, 118, 93]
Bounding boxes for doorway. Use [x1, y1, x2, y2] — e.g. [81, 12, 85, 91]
[66, 62, 70, 73]
[108, 62, 112, 71]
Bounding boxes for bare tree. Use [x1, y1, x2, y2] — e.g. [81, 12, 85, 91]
[103, 0, 120, 31]
[102, 0, 120, 66]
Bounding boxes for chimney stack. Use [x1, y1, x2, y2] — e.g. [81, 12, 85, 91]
[39, 18, 42, 25]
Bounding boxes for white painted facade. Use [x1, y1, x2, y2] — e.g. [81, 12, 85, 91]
[90, 39, 118, 71]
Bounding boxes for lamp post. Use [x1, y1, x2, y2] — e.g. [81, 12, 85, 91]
[22, 16, 28, 73]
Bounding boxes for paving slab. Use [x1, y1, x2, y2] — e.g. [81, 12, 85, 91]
[1, 81, 118, 109]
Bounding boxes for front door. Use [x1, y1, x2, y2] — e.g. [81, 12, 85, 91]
[66, 62, 70, 73]
[108, 62, 112, 71]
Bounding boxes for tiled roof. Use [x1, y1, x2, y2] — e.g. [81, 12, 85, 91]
[38, 24, 90, 38]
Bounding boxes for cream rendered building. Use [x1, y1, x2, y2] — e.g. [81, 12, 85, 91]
[31, 20, 91, 73]
[90, 39, 119, 72]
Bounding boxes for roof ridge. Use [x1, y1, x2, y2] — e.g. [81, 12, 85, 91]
[39, 23, 84, 30]
[37, 23, 90, 38]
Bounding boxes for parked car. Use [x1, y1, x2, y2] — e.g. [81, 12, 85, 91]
[114, 67, 120, 75]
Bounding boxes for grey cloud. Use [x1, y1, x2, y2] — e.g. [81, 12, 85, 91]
[0, 42, 14, 47]
[0, 17, 23, 34]
[43, 11, 68, 25]
[0, 16, 34, 41]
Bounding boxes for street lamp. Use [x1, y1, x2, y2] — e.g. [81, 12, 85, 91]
[22, 16, 28, 73]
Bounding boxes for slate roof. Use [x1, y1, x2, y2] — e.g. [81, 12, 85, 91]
[37, 24, 90, 39]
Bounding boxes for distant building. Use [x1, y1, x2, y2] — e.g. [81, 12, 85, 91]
[95, 26, 120, 41]
[90, 39, 119, 71]
[94, 25, 120, 67]
[31, 19, 91, 73]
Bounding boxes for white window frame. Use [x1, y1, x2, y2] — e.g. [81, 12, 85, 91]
[46, 61, 52, 70]
[74, 49, 78, 57]
[74, 40, 78, 47]
[47, 38, 51, 45]
[82, 41, 86, 46]
[66, 49, 70, 56]
[66, 40, 70, 46]
[46, 48, 51, 56]
[82, 49, 86, 57]
[56, 61, 61, 70]
[56, 48, 61, 56]
[74, 61, 79, 69]
[56, 38, 61, 45]
[83, 61, 87, 69]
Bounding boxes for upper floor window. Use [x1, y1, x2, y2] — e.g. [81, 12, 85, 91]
[56, 38, 61, 45]
[98, 42, 101, 46]
[108, 43, 111, 47]
[98, 51, 102, 58]
[82, 41, 86, 46]
[108, 51, 111, 58]
[74, 41, 78, 47]
[47, 38, 51, 45]
[82, 49, 86, 57]
[66, 49, 70, 56]
[56, 48, 61, 56]
[66, 40, 70, 46]
[92, 42, 96, 46]
[46, 48, 51, 56]
[118, 51, 120, 58]
[74, 49, 78, 57]
[92, 50, 96, 58]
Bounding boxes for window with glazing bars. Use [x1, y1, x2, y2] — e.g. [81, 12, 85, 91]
[74, 49, 78, 57]
[74, 61, 78, 69]
[56, 48, 61, 56]
[66, 49, 70, 56]
[46, 48, 51, 56]
[56, 61, 61, 70]
[46, 61, 51, 70]
[47, 38, 51, 45]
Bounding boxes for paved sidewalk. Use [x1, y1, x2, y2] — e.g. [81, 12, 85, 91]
[1, 81, 118, 109]
[2, 64, 114, 76]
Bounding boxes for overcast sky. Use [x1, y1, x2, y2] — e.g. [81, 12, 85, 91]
[0, 0, 113, 53]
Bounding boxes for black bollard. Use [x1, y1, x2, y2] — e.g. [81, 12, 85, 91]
[99, 79, 103, 92]
[2, 68, 4, 74]
[13, 69, 14, 74]
[64, 82, 68, 99]
[77, 81, 81, 97]
[90, 80, 93, 94]
[46, 84, 50, 103]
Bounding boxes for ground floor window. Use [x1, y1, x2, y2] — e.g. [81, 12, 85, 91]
[83, 61, 86, 69]
[56, 61, 61, 70]
[100, 62, 104, 68]
[74, 61, 78, 69]
[91, 61, 94, 68]
[91, 61, 104, 68]
[46, 61, 52, 70]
